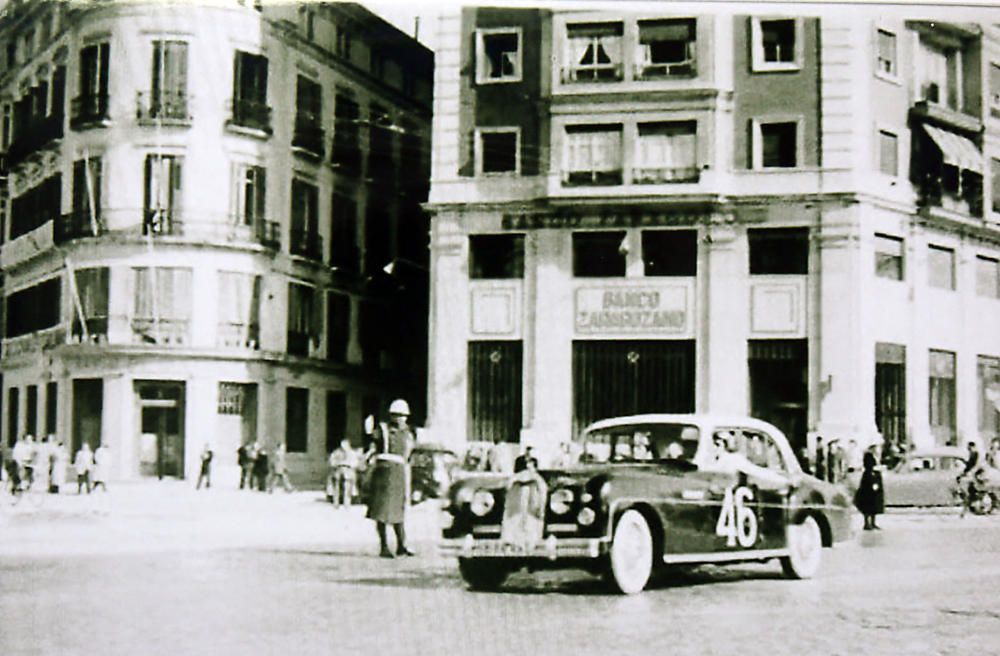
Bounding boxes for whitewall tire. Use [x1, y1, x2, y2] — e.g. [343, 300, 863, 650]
[608, 509, 654, 595]
[781, 515, 823, 579]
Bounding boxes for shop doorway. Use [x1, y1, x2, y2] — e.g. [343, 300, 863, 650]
[748, 339, 808, 454]
[136, 381, 186, 479]
[468, 341, 523, 443]
[72, 378, 103, 454]
[572, 340, 695, 436]
[875, 343, 907, 453]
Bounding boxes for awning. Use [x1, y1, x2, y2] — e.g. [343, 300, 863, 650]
[924, 124, 983, 172]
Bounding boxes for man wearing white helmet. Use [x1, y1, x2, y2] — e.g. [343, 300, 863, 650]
[366, 398, 416, 558]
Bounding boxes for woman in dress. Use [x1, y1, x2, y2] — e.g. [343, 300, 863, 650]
[854, 450, 885, 530]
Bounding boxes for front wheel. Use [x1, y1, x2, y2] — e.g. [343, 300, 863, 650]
[607, 509, 654, 594]
[458, 558, 510, 591]
[780, 515, 823, 579]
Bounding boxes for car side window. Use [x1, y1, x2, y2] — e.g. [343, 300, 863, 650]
[744, 430, 787, 473]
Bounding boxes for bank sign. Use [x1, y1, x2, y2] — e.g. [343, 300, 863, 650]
[575, 286, 690, 335]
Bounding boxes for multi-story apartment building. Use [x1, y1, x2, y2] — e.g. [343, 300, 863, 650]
[0, 0, 433, 483]
[425, 7, 1000, 463]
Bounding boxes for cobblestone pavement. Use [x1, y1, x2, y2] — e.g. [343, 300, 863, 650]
[1, 482, 999, 656]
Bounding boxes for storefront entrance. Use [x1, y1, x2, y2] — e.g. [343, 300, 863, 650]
[136, 381, 185, 479]
[572, 340, 695, 436]
[72, 378, 104, 454]
[748, 339, 808, 454]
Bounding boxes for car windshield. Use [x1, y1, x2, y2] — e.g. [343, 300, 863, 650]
[578, 423, 700, 465]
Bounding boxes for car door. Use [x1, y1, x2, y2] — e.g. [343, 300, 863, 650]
[738, 429, 793, 551]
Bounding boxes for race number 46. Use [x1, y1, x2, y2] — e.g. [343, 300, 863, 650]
[715, 486, 758, 548]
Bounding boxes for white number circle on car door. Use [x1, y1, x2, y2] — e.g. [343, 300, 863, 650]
[715, 486, 759, 548]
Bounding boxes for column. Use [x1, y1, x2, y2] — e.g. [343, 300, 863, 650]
[701, 221, 748, 414]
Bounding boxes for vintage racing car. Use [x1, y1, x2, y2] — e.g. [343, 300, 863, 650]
[439, 414, 853, 594]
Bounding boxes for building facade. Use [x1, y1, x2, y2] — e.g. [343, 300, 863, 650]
[0, 0, 433, 484]
[425, 7, 1000, 463]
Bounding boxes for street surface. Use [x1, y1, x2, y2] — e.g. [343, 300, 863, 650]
[1, 482, 999, 656]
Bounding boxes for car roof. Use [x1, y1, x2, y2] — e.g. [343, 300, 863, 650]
[582, 414, 783, 435]
[906, 446, 967, 459]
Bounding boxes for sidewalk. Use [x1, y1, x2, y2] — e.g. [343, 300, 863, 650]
[0, 480, 444, 558]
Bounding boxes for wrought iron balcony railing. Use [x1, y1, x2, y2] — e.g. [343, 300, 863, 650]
[229, 98, 272, 134]
[217, 322, 260, 349]
[54, 210, 104, 244]
[292, 119, 325, 158]
[70, 93, 110, 129]
[136, 90, 191, 124]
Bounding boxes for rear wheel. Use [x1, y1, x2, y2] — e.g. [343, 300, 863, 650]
[458, 558, 510, 591]
[607, 509, 654, 594]
[780, 515, 823, 579]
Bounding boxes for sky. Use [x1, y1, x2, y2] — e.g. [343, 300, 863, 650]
[360, 0, 443, 49]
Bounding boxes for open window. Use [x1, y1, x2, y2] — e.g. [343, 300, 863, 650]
[477, 28, 522, 84]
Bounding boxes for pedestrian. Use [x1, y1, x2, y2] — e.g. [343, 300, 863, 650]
[74, 442, 94, 494]
[50, 439, 67, 494]
[12, 435, 34, 489]
[513, 445, 538, 473]
[268, 443, 295, 493]
[814, 437, 826, 482]
[328, 439, 358, 507]
[986, 438, 1000, 470]
[252, 443, 269, 492]
[237, 442, 253, 490]
[854, 450, 884, 530]
[797, 446, 812, 475]
[92, 443, 110, 492]
[366, 399, 416, 558]
[33, 435, 52, 493]
[196, 443, 213, 490]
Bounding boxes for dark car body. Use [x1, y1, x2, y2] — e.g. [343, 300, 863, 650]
[409, 443, 460, 503]
[440, 414, 854, 594]
[357, 442, 459, 504]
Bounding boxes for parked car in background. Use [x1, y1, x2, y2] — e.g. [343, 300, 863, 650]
[847, 446, 968, 507]
[440, 414, 854, 595]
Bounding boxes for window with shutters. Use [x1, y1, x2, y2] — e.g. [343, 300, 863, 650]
[233, 163, 265, 227]
[979, 356, 1000, 442]
[329, 193, 359, 271]
[60, 158, 103, 242]
[878, 129, 898, 177]
[72, 267, 109, 341]
[636, 19, 696, 79]
[143, 154, 183, 235]
[287, 282, 321, 357]
[139, 41, 189, 122]
[332, 94, 361, 175]
[293, 75, 324, 157]
[874, 234, 904, 281]
[929, 349, 957, 446]
[132, 267, 192, 344]
[290, 179, 321, 260]
[875, 29, 897, 78]
[634, 121, 698, 183]
[476, 28, 522, 84]
[71, 42, 109, 128]
[217, 272, 261, 349]
[563, 124, 623, 186]
[230, 51, 270, 132]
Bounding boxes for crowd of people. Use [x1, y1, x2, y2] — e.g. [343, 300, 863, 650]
[235, 441, 296, 494]
[1, 434, 110, 495]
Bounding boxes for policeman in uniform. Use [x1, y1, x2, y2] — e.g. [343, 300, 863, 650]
[366, 399, 416, 558]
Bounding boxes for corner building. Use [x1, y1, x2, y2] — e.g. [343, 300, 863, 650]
[425, 7, 1000, 460]
[0, 1, 433, 484]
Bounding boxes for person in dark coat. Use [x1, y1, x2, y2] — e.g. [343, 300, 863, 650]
[252, 443, 269, 492]
[196, 443, 213, 490]
[237, 443, 253, 490]
[855, 450, 884, 530]
[366, 399, 416, 558]
[513, 446, 539, 473]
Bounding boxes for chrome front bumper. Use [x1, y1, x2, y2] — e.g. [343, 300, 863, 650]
[439, 535, 608, 560]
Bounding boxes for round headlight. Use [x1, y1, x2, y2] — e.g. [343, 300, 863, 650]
[577, 507, 596, 526]
[549, 488, 575, 514]
[470, 490, 495, 516]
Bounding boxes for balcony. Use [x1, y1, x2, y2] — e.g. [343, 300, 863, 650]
[632, 166, 700, 184]
[70, 317, 109, 344]
[3, 327, 67, 359]
[70, 94, 110, 130]
[287, 330, 311, 356]
[54, 210, 104, 244]
[331, 143, 362, 176]
[290, 227, 323, 260]
[228, 98, 272, 135]
[292, 117, 325, 159]
[136, 91, 191, 126]
[217, 322, 260, 349]
[561, 63, 624, 83]
[635, 60, 696, 80]
[6, 113, 64, 168]
[255, 220, 280, 249]
[911, 99, 982, 135]
[917, 169, 983, 218]
[143, 209, 183, 236]
[131, 318, 190, 345]
[563, 169, 624, 186]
